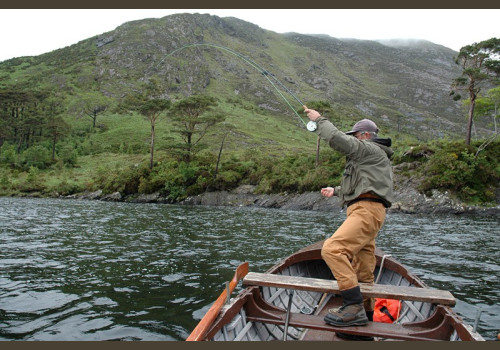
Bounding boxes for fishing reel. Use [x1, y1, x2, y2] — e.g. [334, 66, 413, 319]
[306, 121, 318, 132]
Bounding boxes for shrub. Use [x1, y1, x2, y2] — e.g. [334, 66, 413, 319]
[299, 167, 338, 192]
[137, 160, 206, 200]
[393, 144, 435, 164]
[95, 162, 150, 195]
[250, 152, 344, 194]
[15, 166, 46, 193]
[0, 143, 18, 166]
[58, 144, 78, 166]
[0, 172, 10, 189]
[22, 145, 52, 170]
[162, 162, 201, 201]
[418, 141, 499, 203]
[48, 178, 84, 196]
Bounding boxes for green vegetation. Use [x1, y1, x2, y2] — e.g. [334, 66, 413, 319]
[0, 95, 498, 205]
[0, 69, 498, 205]
[450, 38, 500, 145]
[395, 139, 500, 204]
[0, 15, 498, 206]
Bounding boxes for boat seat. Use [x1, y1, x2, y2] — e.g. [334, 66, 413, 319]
[245, 307, 458, 341]
[243, 272, 456, 306]
[240, 287, 464, 341]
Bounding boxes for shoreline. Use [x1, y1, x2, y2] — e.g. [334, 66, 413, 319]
[6, 164, 499, 217]
[52, 183, 500, 217]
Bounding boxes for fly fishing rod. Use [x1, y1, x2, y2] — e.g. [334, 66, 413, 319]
[150, 43, 318, 131]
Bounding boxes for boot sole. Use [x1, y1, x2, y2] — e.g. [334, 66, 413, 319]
[336, 332, 374, 341]
[324, 315, 368, 327]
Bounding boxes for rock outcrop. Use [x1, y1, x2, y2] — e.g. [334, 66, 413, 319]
[65, 165, 500, 216]
[179, 166, 500, 216]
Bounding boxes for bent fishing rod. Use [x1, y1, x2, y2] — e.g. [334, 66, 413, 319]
[150, 43, 318, 132]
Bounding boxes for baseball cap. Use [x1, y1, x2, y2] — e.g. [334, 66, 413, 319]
[346, 119, 379, 135]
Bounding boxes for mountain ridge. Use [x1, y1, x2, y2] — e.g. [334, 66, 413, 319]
[0, 13, 484, 140]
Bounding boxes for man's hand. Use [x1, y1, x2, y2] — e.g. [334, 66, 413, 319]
[304, 108, 321, 122]
[321, 187, 334, 198]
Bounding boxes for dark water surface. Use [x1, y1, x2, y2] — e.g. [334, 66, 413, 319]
[0, 197, 498, 340]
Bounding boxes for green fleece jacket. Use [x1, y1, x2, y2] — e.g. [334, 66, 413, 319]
[315, 117, 394, 208]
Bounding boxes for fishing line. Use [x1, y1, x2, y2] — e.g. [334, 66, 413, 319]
[151, 43, 309, 127]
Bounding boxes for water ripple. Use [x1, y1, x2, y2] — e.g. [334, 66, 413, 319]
[0, 197, 498, 340]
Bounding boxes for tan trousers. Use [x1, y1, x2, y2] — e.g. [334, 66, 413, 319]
[321, 200, 386, 311]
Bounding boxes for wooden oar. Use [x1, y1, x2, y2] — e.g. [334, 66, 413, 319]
[186, 262, 249, 341]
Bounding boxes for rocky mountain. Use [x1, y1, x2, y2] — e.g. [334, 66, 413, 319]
[0, 13, 479, 139]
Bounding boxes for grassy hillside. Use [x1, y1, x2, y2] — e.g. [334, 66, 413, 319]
[0, 13, 475, 137]
[1, 98, 498, 206]
[0, 13, 498, 204]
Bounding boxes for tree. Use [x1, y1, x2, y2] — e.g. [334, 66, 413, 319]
[0, 87, 48, 153]
[0, 88, 25, 148]
[170, 95, 225, 163]
[124, 78, 171, 169]
[47, 117, 71, 161]
[214, 123, 237, 179]
[484, 87, 500, 132]
[303, 100, 333, 167]
[472, 87, 500, 156]
[22, 146, 52, 170]
[70, 91, 112, 129]
[450, 38, 500, 145]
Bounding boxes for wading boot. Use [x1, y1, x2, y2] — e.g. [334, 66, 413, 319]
[336, 311, 374, 341]
[324, 286, 368, 327]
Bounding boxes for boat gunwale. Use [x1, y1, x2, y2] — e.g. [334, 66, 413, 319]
[196, 240, 484, 341]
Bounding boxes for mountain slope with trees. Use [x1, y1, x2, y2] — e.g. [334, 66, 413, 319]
[1, 13, 477, 137]
[0, 13, 498, 207]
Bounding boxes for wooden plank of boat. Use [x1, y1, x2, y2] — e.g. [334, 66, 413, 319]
[243, 272, 456, 306]
[241, 288, 462, 341]
[186, 262, 249, 341]
[245, 309, 453, 341]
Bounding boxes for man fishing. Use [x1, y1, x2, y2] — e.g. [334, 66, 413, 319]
[304, 108, 394, 331]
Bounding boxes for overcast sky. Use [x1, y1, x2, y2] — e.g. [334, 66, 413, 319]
[0, 9, 499, 62]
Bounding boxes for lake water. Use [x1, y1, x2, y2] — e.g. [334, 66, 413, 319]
[0, 197, 498, 341]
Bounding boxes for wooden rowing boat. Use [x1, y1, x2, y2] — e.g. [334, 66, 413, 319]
[187, 240, 484, 341]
